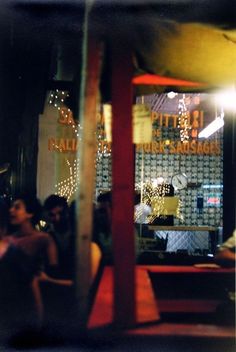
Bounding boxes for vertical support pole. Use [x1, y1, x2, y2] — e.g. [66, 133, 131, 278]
[223, 113, 236, 239]
[75, 33, 101, 329]
[111, 43, 136, 328]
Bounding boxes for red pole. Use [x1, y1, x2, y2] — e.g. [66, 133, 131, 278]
[111, 43, 136, 328]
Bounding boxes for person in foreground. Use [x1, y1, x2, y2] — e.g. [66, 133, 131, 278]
[0, 194, 63, 335]
[215, 229, 236, 266]
[0, 193, 102, 344]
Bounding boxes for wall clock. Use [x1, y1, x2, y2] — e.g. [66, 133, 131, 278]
[171, 173, 188, 190]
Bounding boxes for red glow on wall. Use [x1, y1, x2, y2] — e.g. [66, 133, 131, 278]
[132, 74, 206, 87]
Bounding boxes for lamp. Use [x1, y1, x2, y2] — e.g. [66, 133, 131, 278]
[198, 112, 224, 138]
[167, 91, 177, 99]
[215, 89, 236, 111]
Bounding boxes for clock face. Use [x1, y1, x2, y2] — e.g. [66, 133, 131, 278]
[172, 173, 188, 190]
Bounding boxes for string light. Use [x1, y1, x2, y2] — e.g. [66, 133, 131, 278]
[135, 181, 182, 223]
[176, 199, 184, 222]
[48, 90, 69, 111]
[55, 158, 80, 201]
[48, 90, 82, 201]
[95, 109, 111, 164]
[49, 142, 80, 201]
[178, 94, 191, 143]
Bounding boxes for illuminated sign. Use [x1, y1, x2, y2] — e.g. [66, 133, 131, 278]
[207, 195, 221, 206]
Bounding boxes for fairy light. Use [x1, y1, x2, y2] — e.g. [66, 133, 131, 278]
[47, 91, 82, 200]
[48, 90, 70, 112]
[49, 142, 79, 200]
[135, 181, 169, 223]
[178, 94, 191, 143]
[135, 180, 182, 223]
[95, 110, 112, 164]
[176, 199, 184, 222]
[150, 183, 171, 220]
[48, 90, 82, 139]
[55, 158, 80, 201]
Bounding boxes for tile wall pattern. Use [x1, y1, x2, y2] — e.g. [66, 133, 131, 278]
[95, 94, 223, 236]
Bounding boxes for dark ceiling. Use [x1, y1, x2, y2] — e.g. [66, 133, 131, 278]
[0, 1, 236, 97]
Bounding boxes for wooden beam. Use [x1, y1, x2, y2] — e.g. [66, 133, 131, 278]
[74, 34, 101, 329]
[111, 43, 136, 328]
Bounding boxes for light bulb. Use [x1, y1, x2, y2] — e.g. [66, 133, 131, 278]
[167, 91, 177, 99]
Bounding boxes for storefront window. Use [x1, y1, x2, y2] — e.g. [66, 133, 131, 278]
[93, 93, 224, 255]
[37, 92, 224, 256]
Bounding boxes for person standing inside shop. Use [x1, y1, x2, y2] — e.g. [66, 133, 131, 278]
[93, 191, 113, 264]
[43, 195, 74, 279]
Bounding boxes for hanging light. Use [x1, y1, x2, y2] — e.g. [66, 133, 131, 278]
[198, 111, 224, 138]
[215, 88, 236, 111]
[167, 91, 178, 99]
